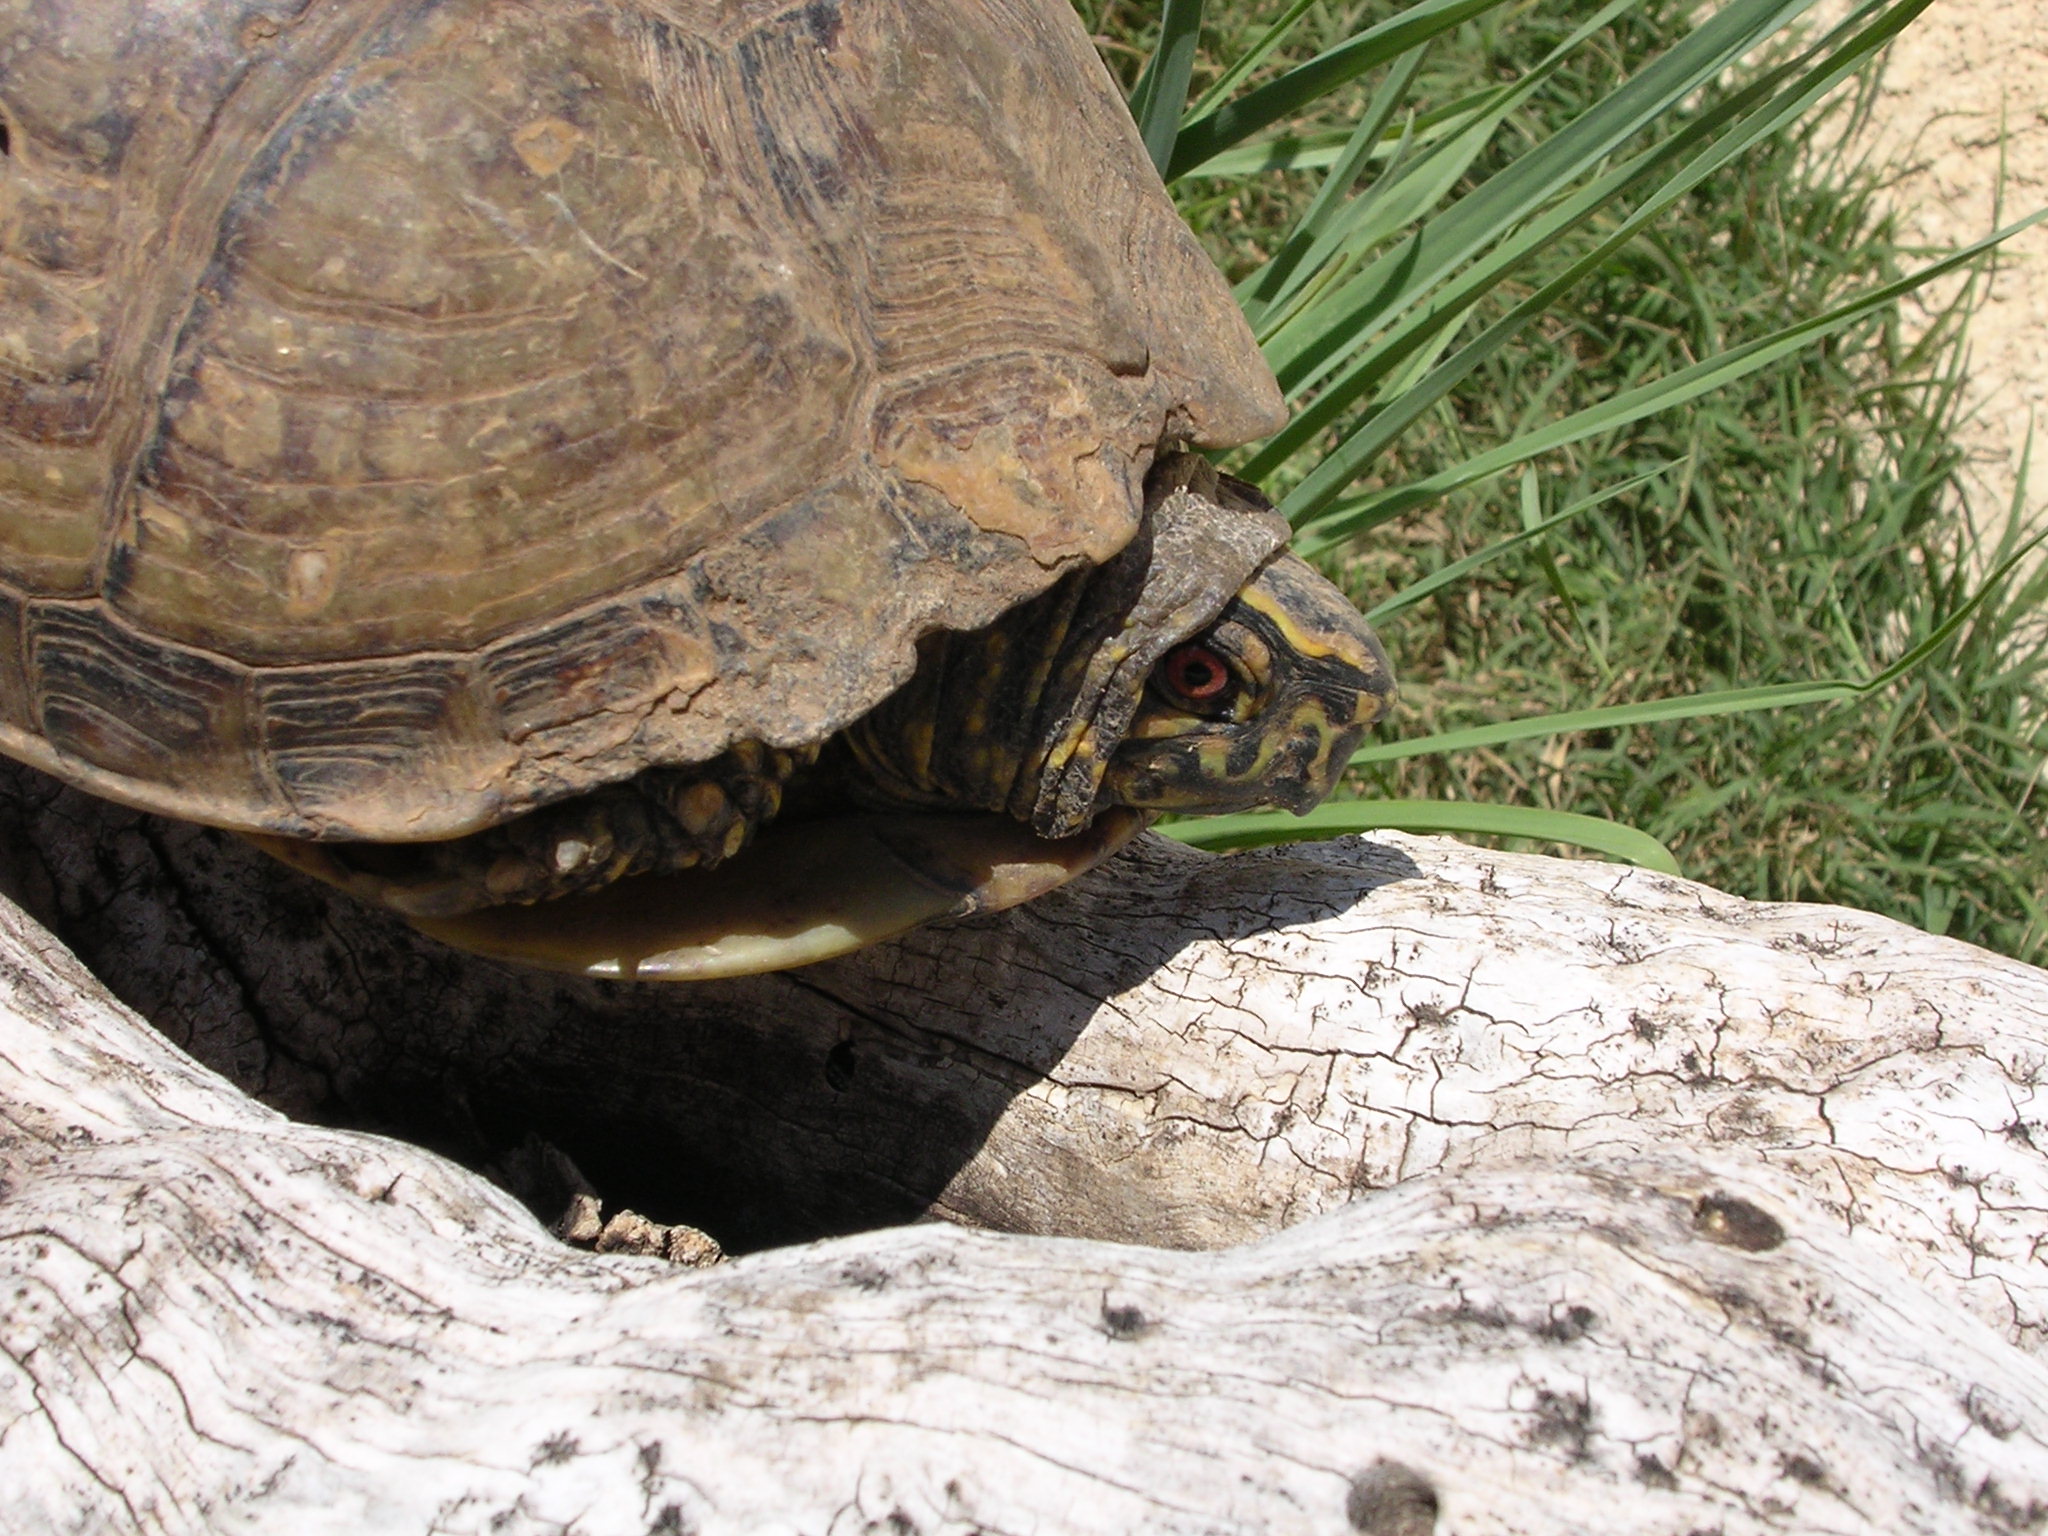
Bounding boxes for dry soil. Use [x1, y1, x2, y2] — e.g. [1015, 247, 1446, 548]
[1844, 0, 2048, 540]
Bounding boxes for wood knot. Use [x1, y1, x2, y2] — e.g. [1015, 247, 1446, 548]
[1694, 1193, 1786, 1251]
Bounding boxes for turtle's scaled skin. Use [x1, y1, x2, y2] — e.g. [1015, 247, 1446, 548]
[324, 739, 824, 916]
[837, 452, 1393, 838]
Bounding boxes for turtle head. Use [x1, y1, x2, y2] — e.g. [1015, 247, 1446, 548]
[840, 455, 1399, 838]
[1100, 551, 1394, 817]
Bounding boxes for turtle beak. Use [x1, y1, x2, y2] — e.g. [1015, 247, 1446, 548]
[1271, 764, 1335, 815]
[1267, 704, 1377, 815]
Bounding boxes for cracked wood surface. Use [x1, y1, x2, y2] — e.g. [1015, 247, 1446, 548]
[3, 769, 2048, 1530]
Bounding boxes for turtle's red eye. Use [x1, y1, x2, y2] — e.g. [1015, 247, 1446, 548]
[1160, 642, 1234, 708]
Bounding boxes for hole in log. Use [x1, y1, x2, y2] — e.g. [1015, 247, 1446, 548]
[1694, 1193, 1786, 1251]
[1100, 1299, 1154, 1340]
[1346, 1461, 1439, 1535]
[823, 1039, 856, 1092]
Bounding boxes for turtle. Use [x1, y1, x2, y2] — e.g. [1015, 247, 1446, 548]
[0, 0, 1393, 979]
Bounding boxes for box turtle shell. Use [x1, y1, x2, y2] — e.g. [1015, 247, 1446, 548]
[0, 0, 1393, 976]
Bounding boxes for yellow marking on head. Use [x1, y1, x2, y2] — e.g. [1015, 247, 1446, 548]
[1344, 682, 1389, 728]
[1240, 700, 1339, 778]
[903, 713, 937, 786]
[1236, 580, 1382, 671]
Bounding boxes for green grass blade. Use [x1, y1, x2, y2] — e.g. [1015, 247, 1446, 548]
[1862, 525, 2048, 688]
[1362, 461, 1684, 623]
[1187, 128, 1359, 179]
[1242, 0, 1929, 488]
[1237, 48, 1427, 326]
[1350, 526, 2046, 770]
[1293, 210, 2048, 552]
[1129, 0, 1206, 176]
[1187, 85, 1516, 178]
[1183, 0, 1322, 119]
[1167, 0, 1512, 179]
[1239, 0, 1653, 344]
[1248, 99, 1504, 339]
[1256, 0, 1812, 394]
[1517, 467, 1601, 667]
[1163, 800, 1683, 872]
[1352, 682, 1876, 767]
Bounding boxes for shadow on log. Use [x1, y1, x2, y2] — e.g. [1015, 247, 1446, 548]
[0, 761, 1430, 1250]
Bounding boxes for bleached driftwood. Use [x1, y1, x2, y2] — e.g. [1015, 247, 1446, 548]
[3, 773, 2048, 1531]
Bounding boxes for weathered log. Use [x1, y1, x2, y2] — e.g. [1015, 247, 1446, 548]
[6, 766, 2046, 1335]
[3, 930, 2046, 1532]
[3, 765, 2048, 1529]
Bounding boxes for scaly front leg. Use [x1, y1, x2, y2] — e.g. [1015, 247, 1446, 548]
[299, 742, 817, 917]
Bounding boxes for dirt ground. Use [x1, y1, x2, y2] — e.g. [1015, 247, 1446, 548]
[1841, 0, 2048, 542]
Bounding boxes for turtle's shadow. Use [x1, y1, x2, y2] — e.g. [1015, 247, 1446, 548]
[0, 763, 1422, 1253]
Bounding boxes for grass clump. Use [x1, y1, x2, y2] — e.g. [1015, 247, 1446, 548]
[1084, 0, 2048, 963]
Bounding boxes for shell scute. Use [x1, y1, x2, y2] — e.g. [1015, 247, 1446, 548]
[28, 600, 259, 799]
[257, 656, 506, 834]
[479, 591, 718, 752]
